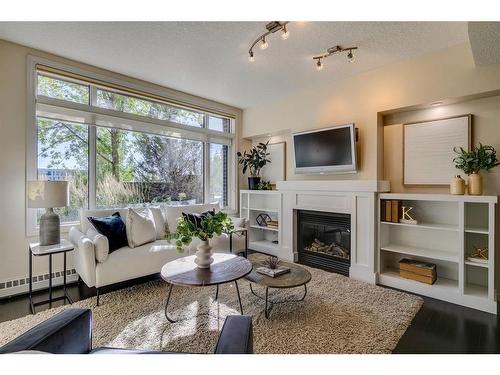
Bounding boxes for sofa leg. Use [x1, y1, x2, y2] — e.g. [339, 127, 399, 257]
[96, 288, 100, 307]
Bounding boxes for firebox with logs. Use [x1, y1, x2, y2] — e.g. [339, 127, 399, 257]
[297, 210, 351, 276]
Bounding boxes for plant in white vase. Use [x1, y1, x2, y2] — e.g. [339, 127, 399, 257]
[453, 143, 499, 195]
[175, 210, 234, 268]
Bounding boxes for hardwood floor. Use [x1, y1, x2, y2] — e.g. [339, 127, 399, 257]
[1, 276, 499, 353]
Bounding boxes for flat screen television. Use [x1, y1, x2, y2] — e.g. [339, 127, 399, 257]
[293, 124, 357, 174]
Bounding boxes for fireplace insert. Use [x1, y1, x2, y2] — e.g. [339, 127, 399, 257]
[296, 210, 351, 276]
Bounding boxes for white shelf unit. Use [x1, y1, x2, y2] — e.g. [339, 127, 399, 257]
[240, 190, 283, 258]
[378, 193, 497, 314]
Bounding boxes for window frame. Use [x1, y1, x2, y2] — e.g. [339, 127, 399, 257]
[26, 55, 241, 236]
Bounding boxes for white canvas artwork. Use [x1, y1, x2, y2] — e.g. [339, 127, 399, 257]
[261, 142, 286, 184]
[404, 115, 471, 185]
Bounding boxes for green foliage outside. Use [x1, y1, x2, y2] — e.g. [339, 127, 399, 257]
[36, 74, 224, 222]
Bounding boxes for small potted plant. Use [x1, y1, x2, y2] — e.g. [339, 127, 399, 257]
[237, 141, 271, 190]
[175, 210, 234, 268]
[453, 143, 499, 195]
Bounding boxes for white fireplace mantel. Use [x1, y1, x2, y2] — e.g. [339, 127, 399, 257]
[276, 180, 390, 193]
[277, 180, 389, 284]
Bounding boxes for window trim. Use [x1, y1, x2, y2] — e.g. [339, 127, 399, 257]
[26, 55, 241, 236]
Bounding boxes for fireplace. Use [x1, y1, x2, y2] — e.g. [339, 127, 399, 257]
[296, 210, 351, 276]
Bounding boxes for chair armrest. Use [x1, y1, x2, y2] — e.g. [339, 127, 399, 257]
[214, 315, 253, 354]
[69, 227, 97, 288]
[0, 309, 92, 354]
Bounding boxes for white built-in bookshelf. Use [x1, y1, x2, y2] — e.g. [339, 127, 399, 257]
[378, 193, 497, 314]
[240, 190, 283, 257]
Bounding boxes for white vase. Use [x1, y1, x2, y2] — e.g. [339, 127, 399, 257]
[195, 240, 214, 269]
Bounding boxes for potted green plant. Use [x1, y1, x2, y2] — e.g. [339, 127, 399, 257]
[175, 210, 233, 268]
[237, 141, 271, 190]
[453, 143, 499, 195]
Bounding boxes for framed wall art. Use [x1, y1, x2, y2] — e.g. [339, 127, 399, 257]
[403, 114, 471, 185]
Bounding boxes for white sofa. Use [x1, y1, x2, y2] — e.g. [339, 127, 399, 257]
[69, 203, 246, 304]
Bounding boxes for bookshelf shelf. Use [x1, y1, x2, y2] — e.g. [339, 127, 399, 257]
[380, 221, 458, 232]
[378, 193, 497, 314]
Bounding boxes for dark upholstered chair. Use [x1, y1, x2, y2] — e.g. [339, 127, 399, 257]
[0, 308, 253, 354]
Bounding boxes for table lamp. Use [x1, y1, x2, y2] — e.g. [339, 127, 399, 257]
[28, 181, 69, 246]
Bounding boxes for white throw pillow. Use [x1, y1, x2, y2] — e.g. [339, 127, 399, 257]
[86, 228, 110, 263]
[150, 207, 167, 239]
[126, 208, 157, 248]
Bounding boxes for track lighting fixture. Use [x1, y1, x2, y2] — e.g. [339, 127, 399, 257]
[312, 45, 358, 70]
[248, 21, 290, 62]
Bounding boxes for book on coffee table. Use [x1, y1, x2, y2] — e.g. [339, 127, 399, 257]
[256, 266, 290, 278]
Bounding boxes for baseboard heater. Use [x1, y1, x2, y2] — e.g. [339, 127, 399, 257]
[0, 269, 78, 299]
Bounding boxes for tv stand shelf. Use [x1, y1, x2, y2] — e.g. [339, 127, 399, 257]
[378, 193, 497, 314]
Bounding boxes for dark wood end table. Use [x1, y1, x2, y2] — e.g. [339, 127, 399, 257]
[161, 253, 252, 323]
[228, 227, 248, 258]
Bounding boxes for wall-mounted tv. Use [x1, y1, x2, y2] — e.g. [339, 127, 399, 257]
[292, 123, 358, 174]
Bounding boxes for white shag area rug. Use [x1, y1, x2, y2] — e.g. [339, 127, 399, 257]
[0, 265, 422, 354]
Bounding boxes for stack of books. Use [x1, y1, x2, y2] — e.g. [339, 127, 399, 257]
[256, 265, 290, 278]
[399, 258, 437, 285]
[267, 220, 279, 229]
[381, 199, 402, 223]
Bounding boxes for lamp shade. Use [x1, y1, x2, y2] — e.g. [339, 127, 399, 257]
[27, 181, 69, 208]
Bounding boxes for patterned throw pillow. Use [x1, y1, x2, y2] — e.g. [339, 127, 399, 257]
[181, 209, 216, 229]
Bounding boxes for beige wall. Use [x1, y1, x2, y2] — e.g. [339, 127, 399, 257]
[242, 43, 500, 182]
[0, 39, 242, 288]
[383, 95, 500, 195]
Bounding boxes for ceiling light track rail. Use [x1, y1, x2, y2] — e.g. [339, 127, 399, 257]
[312, 45, 358, 70]
[248, 21, 290, 62]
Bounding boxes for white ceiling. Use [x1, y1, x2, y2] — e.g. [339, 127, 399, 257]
[0, 22, 469, 108]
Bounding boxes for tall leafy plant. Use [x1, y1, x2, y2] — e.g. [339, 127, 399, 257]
[237, 141, 271, 177]
[175, 210, 233, 251]
[453, 143, 499, 175]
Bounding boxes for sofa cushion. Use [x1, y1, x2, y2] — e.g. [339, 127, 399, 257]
[150, 207, 166, 239]
[86, 228, 109, 263]
[126, 208, 157, 248]
[95, 240, 184, 287]
[87, 212, 128, 252]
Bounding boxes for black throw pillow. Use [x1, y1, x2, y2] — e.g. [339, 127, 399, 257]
[87, 212, 128, 252]
[182, 209, 216, 229]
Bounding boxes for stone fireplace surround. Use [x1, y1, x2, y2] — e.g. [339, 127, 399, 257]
[276, 180, 390, 284]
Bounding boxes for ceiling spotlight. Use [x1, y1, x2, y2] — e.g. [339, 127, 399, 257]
[281, 25, 289, 40]
[249, 51, 255, 62]
[347, 49, 355, 62]
[316, 59, 324, 71]
[313, 45, 358, 71]
[260, 37, 269, 50]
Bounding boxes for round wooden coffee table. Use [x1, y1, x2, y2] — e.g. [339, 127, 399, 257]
[161, 253, 252, 323]
[245, 253, 312, 318]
